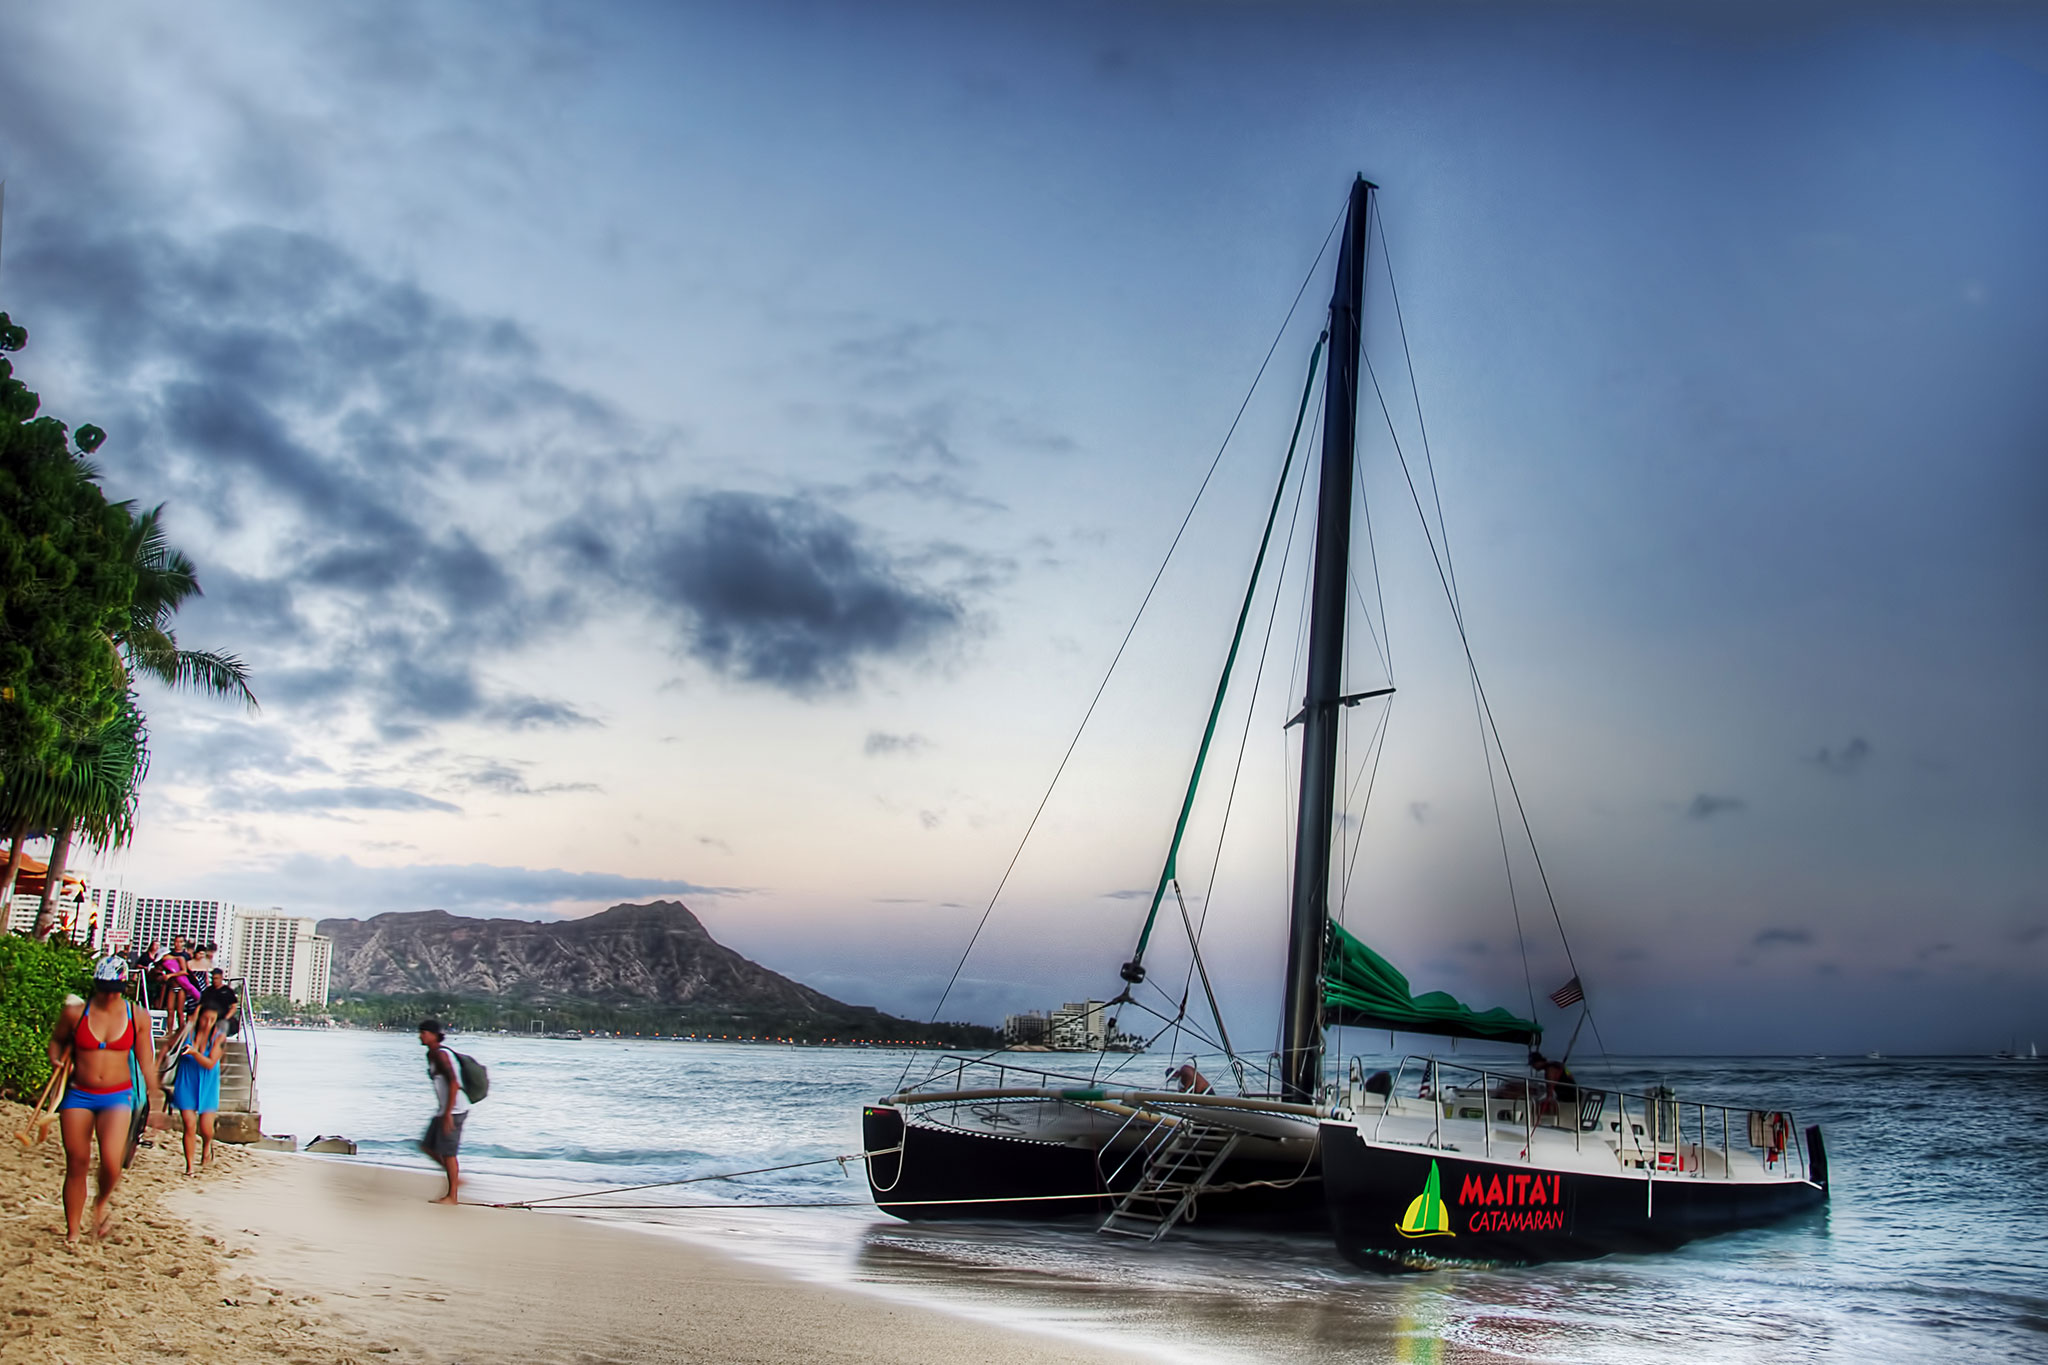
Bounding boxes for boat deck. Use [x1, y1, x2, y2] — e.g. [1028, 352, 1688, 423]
[1336, 1056, 1816, 1187]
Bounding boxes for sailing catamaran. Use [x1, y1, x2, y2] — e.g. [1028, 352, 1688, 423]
[861, 177, 1829, 1264]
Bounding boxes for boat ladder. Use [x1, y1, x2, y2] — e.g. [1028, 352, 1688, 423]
[1098, 1119, 1242, 1242]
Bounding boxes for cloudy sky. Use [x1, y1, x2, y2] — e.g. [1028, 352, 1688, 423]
[3, 1, 2042, 1054]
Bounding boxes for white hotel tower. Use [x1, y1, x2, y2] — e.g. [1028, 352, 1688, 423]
[233, 913, 334, 1007]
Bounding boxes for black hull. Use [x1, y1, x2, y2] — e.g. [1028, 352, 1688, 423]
[863, 1105, 1326, 1231]
[1321, 1120, 1828, 1268]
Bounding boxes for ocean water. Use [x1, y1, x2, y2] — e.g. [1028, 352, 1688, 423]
[250, 1030, 2048, 1363]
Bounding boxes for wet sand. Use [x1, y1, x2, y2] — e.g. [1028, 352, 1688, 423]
[162, 1149, 1147, 1364]
[2, 1098, 1139, 1364]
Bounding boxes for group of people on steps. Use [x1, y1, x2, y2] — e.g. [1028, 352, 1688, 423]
[44, 956, 236, 1243]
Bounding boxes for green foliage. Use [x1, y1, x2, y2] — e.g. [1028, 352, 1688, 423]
[114, 503, 256, 708]
[0, 317, 136, 795]
[0, 312, 251, 896]
[0, 934, 91, 1100]
[0, 694, 149, 854]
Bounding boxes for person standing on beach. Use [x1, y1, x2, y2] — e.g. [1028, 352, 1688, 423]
[48, 958, 165, 1242]
[171, 1003, 227, 1175]
[197, 967, 240, 1035]
[417, 1019, 469, 1205]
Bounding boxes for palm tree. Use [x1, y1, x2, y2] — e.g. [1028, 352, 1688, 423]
[8, 697, 149, 940]
[112, 504, 257, 708]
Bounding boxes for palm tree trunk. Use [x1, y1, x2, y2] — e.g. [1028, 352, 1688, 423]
[33, 820, 74, 941]
[0, 817, 28, 905]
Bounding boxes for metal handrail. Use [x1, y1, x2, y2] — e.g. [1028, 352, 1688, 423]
[229, 975, 259, 1096]
[1349, 1055, 1811, 1183]
[903, 1049, 1272, 1102]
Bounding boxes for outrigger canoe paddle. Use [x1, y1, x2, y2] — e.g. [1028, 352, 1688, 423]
[14, 1058, 70, 1146]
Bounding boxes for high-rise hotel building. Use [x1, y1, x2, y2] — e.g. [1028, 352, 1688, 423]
[233, 913, 334, 1006]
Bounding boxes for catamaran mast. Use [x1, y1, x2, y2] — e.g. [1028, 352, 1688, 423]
[1279, 175, 1373, 1103]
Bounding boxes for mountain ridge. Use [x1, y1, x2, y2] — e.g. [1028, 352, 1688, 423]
[313, 900, 978, 1042]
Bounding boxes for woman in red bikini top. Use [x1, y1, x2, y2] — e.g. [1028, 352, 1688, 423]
[48, 957, 165, 1243]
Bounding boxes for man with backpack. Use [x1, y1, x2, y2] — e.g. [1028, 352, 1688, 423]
[417, 1018, 477, 1204]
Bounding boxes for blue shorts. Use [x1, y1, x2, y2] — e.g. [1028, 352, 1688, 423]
[60, 1085, 133, 1113]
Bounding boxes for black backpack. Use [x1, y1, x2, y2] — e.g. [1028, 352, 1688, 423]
[453, 1051, 490, 1103]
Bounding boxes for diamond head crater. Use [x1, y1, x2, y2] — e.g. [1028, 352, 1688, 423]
[307, 901, 995, 1047]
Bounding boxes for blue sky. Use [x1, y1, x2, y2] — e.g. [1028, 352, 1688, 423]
[2, 1, 2042, 1053]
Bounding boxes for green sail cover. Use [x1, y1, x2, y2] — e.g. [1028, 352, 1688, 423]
[1324, 921, 1541, 1044]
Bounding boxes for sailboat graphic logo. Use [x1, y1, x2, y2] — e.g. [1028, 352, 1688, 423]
[1397, 1160, 1456, 1238]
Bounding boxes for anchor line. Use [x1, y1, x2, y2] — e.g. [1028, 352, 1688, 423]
[503, 1177, 1327, 1214]
[487, 1149, 892, 1209]
[486, 1138, 1327, 1213]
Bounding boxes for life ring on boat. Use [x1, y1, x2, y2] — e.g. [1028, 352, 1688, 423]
[1767, 1112, 1790, 1163]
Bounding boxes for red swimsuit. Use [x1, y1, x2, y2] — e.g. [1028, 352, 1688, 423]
[70, 1006, 137, 1096]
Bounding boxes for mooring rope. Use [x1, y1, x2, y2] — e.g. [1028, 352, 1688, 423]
[487, 1149, 890, 1209]
[498, 1177, 1320, 1215]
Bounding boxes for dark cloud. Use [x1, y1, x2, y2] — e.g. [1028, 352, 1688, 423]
[384, 658, 486, 723]
[638, 491, 961, 694]
[864, 731, 930, 757]
[451, 760, 599, 798]
[154, 723, 333, 785]
[187, 565, 306, 644]
[1687, 793, 1746, 820]
[1809, 737, 1872, 776]
[486, 697, 599, 731]
[226, 855, 738, 918]
[1753, 927, 1814, 948]
[214, 784, 462, 815]
[7, 217, 614, 740]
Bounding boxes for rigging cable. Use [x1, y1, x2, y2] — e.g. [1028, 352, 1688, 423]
[1113, 330, 1326, 1084]
[1363, 199, 1605, 1056]
[1162, 397, 1318, 1077]
[1335, 700, 1395, 925]
[906, 199, 1348, 1083]
[1362, 342, 1539, 1026]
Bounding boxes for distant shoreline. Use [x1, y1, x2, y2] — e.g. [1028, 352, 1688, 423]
[254, 1021, 986, 1047]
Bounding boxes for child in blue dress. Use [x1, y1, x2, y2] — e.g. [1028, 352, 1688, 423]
[171, 1004, 227, 1175]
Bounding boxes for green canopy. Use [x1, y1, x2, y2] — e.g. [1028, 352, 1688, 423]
[1323, 921, 1541, 1045]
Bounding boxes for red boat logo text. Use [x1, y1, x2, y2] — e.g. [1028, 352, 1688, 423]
[1446, 1170, 1566, 1234]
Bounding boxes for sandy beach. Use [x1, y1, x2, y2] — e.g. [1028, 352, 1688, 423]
[1, 1099, 363, 1364]
[2, 1099, 1137, 1364]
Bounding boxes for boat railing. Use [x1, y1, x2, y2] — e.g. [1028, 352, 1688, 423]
[1351, 1055, 1809, 1183]
[906, 1052, 1123, 1097]
[903, 1050, 1267, 1101]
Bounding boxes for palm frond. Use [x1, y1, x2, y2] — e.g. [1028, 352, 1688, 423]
[170, 649, 258, 710]
[0, 700, 149, 853]
[124, 504, 201, 632]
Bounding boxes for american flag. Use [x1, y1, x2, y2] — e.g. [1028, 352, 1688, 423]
[1548, 976, 1585, 1010]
